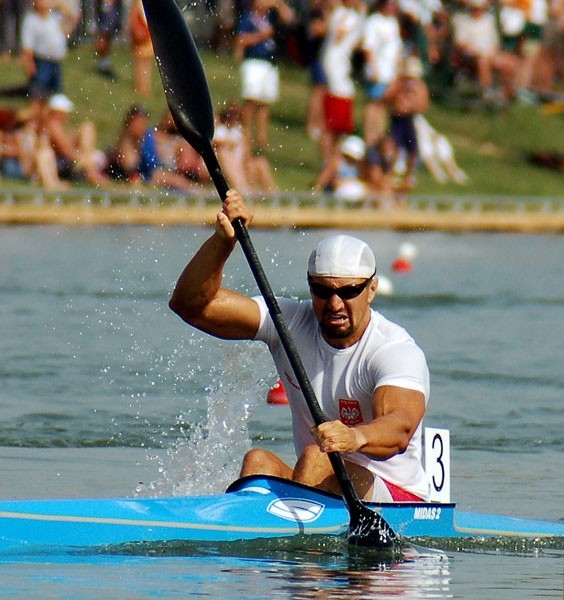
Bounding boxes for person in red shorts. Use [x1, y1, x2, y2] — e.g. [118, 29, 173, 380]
[320, 0, 364, 163]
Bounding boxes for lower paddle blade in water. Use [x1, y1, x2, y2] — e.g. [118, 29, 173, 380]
[348, 505, 399, 548]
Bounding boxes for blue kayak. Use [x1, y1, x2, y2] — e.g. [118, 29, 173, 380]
[0, 476, 561, 553]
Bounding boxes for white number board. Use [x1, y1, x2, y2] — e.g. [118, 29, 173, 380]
[424, 427, 450, 503]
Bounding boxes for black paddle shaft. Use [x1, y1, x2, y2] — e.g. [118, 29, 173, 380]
[141, 0, 397, 548]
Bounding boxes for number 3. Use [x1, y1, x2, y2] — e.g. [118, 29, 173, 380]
[432, 433, 445, 492]
[424, 427, 450, 503]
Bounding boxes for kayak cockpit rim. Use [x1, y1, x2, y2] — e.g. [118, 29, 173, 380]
[226, 474, 457, 509]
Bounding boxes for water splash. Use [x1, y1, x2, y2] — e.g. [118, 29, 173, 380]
[136, 342, 272, 497]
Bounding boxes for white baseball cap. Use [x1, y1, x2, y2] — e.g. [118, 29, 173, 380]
[340, 135, 366, 161]
[48, 94, 74, 113]
[404, 56, 423, 78]
[308, 235, 376, 278]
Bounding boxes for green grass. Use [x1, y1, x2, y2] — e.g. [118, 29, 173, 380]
[1, 43, 563, 196]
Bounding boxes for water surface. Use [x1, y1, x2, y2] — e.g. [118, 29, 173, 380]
[1, 225, 562, 598]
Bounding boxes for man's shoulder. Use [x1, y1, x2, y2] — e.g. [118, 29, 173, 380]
[368, 310, 414, 344]
[253, 295, 314, 343]
[260, 296, 316, 331]
[365, 312, 427, 371]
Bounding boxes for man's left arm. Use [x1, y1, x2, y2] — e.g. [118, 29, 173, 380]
[313, 385, 425, 459]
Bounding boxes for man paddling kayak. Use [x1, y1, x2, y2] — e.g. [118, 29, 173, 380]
[169, 190, 430, 502]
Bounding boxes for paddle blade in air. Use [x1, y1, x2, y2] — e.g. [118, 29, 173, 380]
[141, 0, 214, 155]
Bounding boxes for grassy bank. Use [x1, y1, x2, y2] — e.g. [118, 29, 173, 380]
[1, 43, 562, 197]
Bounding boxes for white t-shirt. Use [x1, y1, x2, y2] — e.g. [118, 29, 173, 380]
[362, 13, 403, 83]
[214, 123, 244, 157]
[452, 10, 500, 56]
[21, 11, 68, 61]
[399, 0, 443, 26]
[529, 0, 548, 25]
[253, 296, 431, 499]
[321, 6, 363, 97]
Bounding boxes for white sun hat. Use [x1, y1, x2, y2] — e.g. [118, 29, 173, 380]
[404, 56, 424, 78]
[308, 235, 376, 278]
[48, 94, 74, 113]
[340, 135, 366, 161]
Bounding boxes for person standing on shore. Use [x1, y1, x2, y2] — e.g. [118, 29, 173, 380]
[129, 0, 153, 97]
[319, 0, 365, 164]
[94, 0, 122, 79]
[20, 0, 78, 119]
[385, 56, 430, 190]
[234, 0, 295, 154]
[362, 0, 403, 149]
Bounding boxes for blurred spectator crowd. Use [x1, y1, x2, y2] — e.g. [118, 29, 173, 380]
[0, 0, 562, 205]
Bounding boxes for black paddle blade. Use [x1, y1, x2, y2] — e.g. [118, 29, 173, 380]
[141, 0, 215, 155]
[348, 501, 399, 548]
[327, 453, 399, 548]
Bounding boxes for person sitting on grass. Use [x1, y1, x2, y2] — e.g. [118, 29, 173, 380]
[213, 101, 277, 194]
[155, 110, 210, 186]
[0, 108, 37, 182]
[104, 104, 198, 193]
[451, 0, 520, 104]
[315, 134, 397, 209]
[42, 93, 111, 187]
[314, 134, 371, 204]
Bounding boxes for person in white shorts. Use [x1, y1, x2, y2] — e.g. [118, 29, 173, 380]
[234, 0, 294, 153]
[169, 191, 431, 502]
[362, 0, 403, 148]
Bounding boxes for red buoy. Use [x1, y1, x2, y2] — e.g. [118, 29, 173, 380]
[266, 380, 289, 405]
[392, 258, 412, 273]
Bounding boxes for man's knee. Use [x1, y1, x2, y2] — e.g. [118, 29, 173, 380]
[241, 448, 270, 472]
[240, 448, 291, 479]
[294, 444, 334, 488]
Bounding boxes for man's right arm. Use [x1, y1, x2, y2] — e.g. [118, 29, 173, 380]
[169, 190, 261, 341]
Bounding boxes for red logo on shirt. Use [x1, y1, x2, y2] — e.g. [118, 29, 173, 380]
[339, 399, 363, 426]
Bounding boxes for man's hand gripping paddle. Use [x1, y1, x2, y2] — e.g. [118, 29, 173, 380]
[141, 0, 398, 549]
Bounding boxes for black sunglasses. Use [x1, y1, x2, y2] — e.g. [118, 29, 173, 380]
[308, 274, 375, 301]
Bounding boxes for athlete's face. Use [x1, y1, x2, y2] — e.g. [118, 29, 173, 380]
[309, 275, 378, 348]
